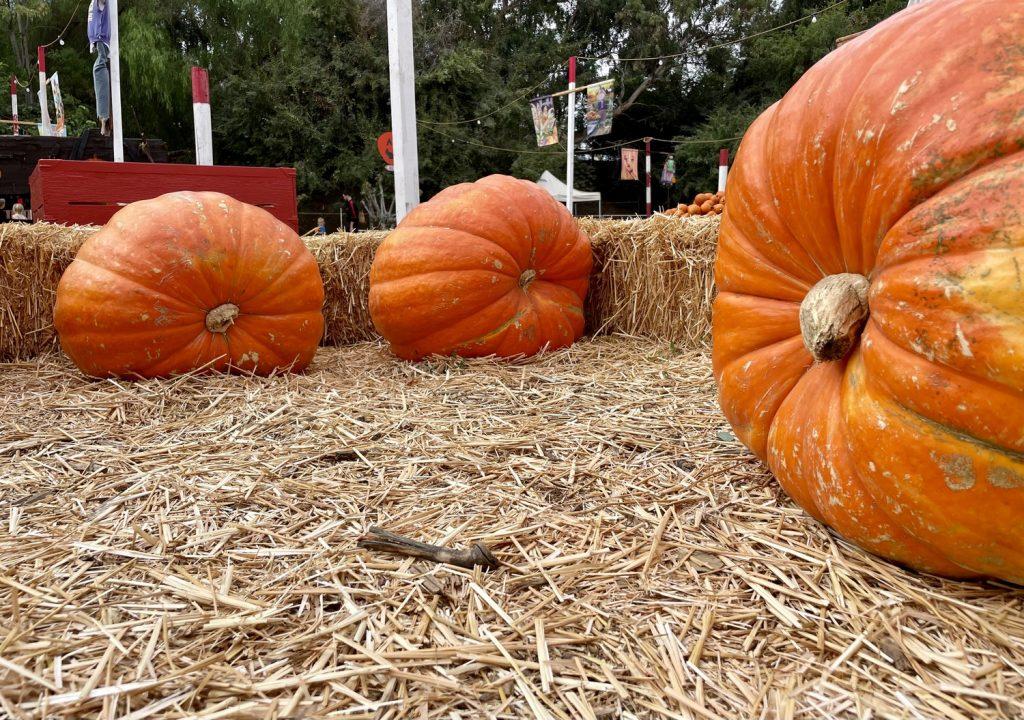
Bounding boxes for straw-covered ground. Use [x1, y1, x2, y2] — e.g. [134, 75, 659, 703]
[0, 215, 717, 362]
[2, 337, 1023, 719]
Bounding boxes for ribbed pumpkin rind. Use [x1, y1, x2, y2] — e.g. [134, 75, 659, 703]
[369, 175, 593, 360]
[54, 191, 325, 378]
[713, 0, 1024, 582]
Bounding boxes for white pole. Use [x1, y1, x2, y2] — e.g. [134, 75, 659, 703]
[10, 77, 18, 135]
[37, 47, 51, 136]
[718, 148, 729, 192]
[109, 0, 123, 162]
[191, 67, 213, 166]
[644, 137, 652, 216]
[565, 56, 576, 214]
[385, 0, 420, 223]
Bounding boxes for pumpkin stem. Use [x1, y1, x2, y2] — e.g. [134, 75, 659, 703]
[205, 303, 240, 334]
[519, 268, 537, 289]
[799, 273, 870, 362]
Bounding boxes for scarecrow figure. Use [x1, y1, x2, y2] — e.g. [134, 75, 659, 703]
[87, 0, 111, 136]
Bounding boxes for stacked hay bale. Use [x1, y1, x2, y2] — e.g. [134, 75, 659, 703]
[305, 231, 389, 346]
[0, 216, 719, 362]
[581, 214, 719, 348]
[0, 224, 92, 363]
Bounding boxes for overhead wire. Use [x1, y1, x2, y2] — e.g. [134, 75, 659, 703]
[579, 0, 847, 62]
[423, 125, 742, 156]
[41, 0, 82, 49]
[421, 124, 564, 154]
[419, 63, 565, 127]
[417, 3, 838, 155]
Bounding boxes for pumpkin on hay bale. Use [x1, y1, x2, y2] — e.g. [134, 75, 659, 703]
[713, 0, 1024, 583]
[369, 174, 593, 360]
[663, 190, 724, 217]
[54, 191, 325, 378]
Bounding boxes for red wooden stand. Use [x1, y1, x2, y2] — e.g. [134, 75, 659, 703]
[29, 160, 299, 230]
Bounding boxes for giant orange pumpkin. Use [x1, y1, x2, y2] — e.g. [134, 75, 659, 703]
[713, 0, 1024, 582]
[54, 191, 325, 378]
[369, 175, 592, 360]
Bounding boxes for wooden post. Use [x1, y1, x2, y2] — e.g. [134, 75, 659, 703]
[645, 137, 652, 217]
[565, 56, 576, 214]
[109, 0, 123, 162]
[191, 67, 213, 166]
[385, 0, 420, 223]
[37, 47, 51, 137]
[10, 77, 18, 135]
[718, 148, 729, 192]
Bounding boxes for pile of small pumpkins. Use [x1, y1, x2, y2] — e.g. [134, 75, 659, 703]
[663, 190, 724, 218]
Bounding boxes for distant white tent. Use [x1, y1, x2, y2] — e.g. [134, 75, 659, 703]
[537, 171, 602, 217]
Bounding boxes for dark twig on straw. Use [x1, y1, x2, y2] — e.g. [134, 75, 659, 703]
[357, 526, 499, 569]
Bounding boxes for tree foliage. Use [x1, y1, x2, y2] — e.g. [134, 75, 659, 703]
[0, 0, 908, 221]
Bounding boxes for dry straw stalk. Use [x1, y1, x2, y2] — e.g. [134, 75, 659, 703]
[0, 216, 718, 362]
[2, 338, 1023, 717]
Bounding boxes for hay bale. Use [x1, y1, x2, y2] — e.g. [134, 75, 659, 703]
[305, 231, 388, 346]
[582, 214, 719, 349]
[0, 223, 92, 363]
[0, 224, 387, 362]
[0, 216, 719, 361]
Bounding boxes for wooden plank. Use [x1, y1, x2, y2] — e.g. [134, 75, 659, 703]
[30, 160, 298, 230]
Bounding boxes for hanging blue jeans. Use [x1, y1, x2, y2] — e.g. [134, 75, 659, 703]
[93, 42, 110, 120]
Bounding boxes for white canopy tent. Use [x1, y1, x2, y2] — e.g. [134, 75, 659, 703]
[536, 171, 602, 217]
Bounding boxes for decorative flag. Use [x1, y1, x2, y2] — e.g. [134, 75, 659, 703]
[584, 80, 614, 138]
[36, 88, 51, 137]
[49, 73, 66, 137]
[660, 157, 676, 185]
[621, 148, 639, 181]
[530, 96, 558, 147]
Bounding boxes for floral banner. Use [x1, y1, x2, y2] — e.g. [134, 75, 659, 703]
[530, 96, 558, 147]
[584, 80, 614, 138]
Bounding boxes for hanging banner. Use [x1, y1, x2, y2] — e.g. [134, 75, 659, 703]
[36, 89, 51, 136]
[621, 148, 639, 181]
[584, 80, 614, 138]
[49, 73, 66, 137]
[661, 157, 676, 185]
[530, 96, 558, 147]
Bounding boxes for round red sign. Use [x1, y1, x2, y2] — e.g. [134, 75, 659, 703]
[377, 132, 394, 165]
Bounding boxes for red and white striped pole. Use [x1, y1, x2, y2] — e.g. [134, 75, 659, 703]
[10, 77, 18, 135]
[645, 137, 652, 217]
[718, 148, 729, 192]
[37, 46, 51, 136]
[191, 67, 213, 165]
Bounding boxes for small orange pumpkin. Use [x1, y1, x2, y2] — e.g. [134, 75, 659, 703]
[369, 175, 592, 360]
[54, 191, 325, 378]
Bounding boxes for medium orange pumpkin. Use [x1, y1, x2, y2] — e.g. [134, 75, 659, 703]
[714, 0, 1024, 582]
[54, 191, 325, 378]
[369, 175, 592, 360]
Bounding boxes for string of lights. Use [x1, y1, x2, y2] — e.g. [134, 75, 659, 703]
[41, 0, 82, 49]
[423, 124, 742, 157]
[419, 64, 565, 127]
